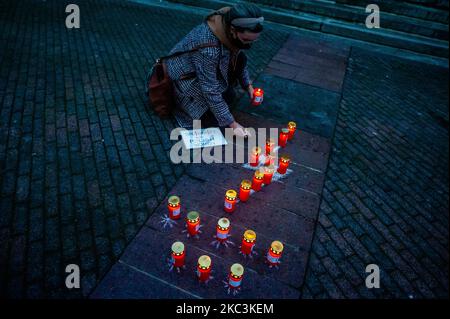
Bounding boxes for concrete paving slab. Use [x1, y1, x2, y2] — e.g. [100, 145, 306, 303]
[236, 74, 341, 139]
[91, 261, 198, 299]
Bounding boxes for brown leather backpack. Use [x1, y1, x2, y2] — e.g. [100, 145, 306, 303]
[146, 43, 219, 118]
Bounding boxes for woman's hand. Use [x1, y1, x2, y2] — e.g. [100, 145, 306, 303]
[229, 121, 251, 138]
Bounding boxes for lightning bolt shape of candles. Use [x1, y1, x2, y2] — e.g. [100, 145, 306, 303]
[171, 241, 185, 269]
[267, 241, 284, 268]
[197, 255, 212, 283]
[277, 155, 290, 175]
[224, 189, 237, 213]
[250, 146, 261, 167]
[228, 263, 244, 290]
[186, 211, 200, 237]
[167, 195, 181, 220]
[288, 121, 297, 140]
[241, 229, 256, 255]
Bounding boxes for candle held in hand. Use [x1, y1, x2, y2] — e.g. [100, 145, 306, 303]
[251, 88, 264, 106]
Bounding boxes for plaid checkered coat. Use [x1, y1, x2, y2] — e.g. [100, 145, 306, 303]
[166, 22, 251, 128]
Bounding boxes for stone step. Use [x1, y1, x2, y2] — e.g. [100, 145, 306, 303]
[323, 19, 448, 57]
[167, 0, 449, 58]
[245, 0, 448, 40]
[336, 0, 449, 24]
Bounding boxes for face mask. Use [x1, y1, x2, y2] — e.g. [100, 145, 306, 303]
[229, 30, 253, 50]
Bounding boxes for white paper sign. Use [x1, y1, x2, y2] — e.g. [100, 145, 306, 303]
[180, 127, 228, 150]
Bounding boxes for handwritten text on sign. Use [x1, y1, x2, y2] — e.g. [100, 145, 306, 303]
[180, 128, 228, 149]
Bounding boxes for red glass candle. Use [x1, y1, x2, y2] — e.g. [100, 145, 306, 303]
[228, 263, 244, 289]
[279, 128, 289, 148]
[267, 241, 284, 267]
[263, 165, 275, 185]
[171, 241, 185, 268]
[288, 121, 297, 140]
[197, 255, 212, 282]
[251, 170, 264, 192]
[216, 217, 230, 242]
[186, 211, 200, 236]
[250, 146, 261, 167]
[239, 180, 251, 202]
[167, 195, 181, 220]
[265, 138, 275, 155]
[251, 88, 264, 106]
[224, 189, 237, 213]
[264, 154, 274, 166]
[241, 229, 256, 255]
[277, 155, 290, 174]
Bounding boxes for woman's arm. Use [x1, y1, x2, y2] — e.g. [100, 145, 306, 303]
[239, 59, 254, 99]
[192, 47, 235, 127]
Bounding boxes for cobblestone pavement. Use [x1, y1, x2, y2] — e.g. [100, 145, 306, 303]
[301, 48, 449, 299]
[0, 0, 286, 298]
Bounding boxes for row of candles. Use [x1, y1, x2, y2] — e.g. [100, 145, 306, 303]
[168, 207, 282, 259]
[170, 218, 284, 288]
